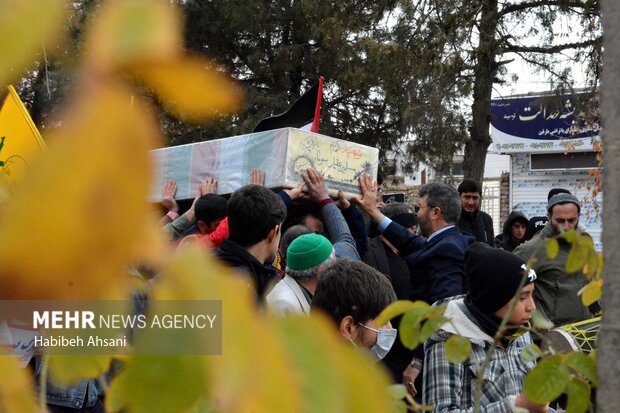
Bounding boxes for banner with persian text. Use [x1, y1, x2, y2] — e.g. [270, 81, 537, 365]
[490, 94, 600, 153]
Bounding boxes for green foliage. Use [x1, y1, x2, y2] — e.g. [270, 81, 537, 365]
[566, 377, 591, 413]
[398, 302, 447, 350]
[375, 300, 427, 328]
[445, 335, 472, 364]
[524, 356, 570, 404]
[564, 352, 599, 386]
[399, 304, 432, 349]
[524, 351, 599, 409]
[419, 316, 450, 342]
[519, 343, 543, 364]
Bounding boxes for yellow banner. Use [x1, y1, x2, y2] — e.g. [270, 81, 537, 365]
[0, 85, 46, 183]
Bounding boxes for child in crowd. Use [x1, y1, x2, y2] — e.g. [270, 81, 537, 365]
[423, 242, 548, 413]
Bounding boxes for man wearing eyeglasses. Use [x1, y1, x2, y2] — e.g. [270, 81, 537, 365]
[514, 192, 594, 326]
[353, 176, 475, 398]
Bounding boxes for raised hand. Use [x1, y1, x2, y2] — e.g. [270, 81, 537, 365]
[161, 180, 179, 212]
[335, 190, 351, 210]
[351, 174, 385, 223]
[283, 181, 305, 201]
[302, 167, 330, 202]
[250, 168, 266, 186]
[199, 177, 217, 195]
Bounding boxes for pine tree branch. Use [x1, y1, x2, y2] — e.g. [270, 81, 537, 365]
[503, 38, 600, 54]
[499, 0, 590, 16]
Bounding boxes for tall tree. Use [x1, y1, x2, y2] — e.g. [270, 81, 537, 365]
[17, 1, 601, 183]
[395, 0, 601, 182]
[598, 1, 620, 410]
[173, 0, 468, 174]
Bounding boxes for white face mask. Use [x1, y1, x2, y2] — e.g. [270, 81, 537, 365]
[358, 323, 397, 361]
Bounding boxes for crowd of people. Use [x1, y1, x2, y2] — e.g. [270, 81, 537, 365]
[153, 168, 598, 412]
[40, 167, 597, 412]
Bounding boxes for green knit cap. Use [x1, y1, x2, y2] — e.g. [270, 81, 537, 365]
[286, 233, 334, 270]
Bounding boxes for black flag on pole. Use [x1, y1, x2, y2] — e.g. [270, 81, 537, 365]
[253, 81, 323, 133]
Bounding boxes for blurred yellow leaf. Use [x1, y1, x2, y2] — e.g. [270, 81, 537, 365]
[151, 246, 300, 412]
[129, 57, 242, 123]
[445, 335, 472, 364]
[151, 246, 397, 412]
[307, 314, 396, 412]
[0, 0, 67, 86]
[578, 279, 602, 307]
[0, 355, 38, 412]
[274, 315, 347, 412]
[83, 0, 181, 72]
[566, 240, 590, 274]
[48, 355, 114, 387]
[563, 230, 578, 243]
[106, 356, 208, 413]
[583, 250, 598, 278]
[546, 238, 559, 260]
[275, 313, 397, 412]
[0, 84, 165, 299]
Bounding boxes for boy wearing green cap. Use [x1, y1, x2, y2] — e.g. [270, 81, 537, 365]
[266, 233, 335, 315]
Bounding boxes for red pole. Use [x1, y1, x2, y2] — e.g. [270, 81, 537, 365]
[311, 76, 324, 133]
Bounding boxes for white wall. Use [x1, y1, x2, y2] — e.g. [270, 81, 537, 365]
[510, 153, 602, 250]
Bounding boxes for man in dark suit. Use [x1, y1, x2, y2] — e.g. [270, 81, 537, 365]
[353, 176, 475, 398]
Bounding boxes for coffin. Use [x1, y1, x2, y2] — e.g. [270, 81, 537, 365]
[150, 128, 379, 200]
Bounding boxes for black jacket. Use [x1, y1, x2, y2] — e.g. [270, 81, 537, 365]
[215, 238, 277, 300]
[495, 210, 529, 252]
[457, 209, 495, 247]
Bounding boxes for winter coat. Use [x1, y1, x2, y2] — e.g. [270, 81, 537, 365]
[495, 211, 529, 252]
[513, 222, 591, 326]
[457, 209, 495, 247]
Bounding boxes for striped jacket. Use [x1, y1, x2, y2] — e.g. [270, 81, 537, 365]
[423, 297, 536, 413]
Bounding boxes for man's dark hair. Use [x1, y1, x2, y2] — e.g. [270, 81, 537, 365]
[418, 182, 461, 225]
[457, 179, 482, 195]
[279, 224, 313, 259]
[195, 194, 227, 225]
[382, 202, 414, 219]
[227, 185, 287, 247]
[547, 188, 570, 201]
[312, 259, 396, 325]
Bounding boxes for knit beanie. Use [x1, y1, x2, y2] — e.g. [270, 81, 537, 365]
[286, 233, 334, 271]
[547, 193, 581, 214]
[465, 242, 537, 313]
